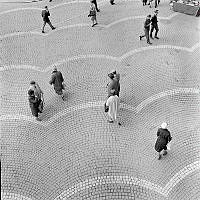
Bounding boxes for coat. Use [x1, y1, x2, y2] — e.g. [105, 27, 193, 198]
[155, 128, 172, 152]
[29, 84, 43, 100]
[29, 96, 40, 117]
[106, 95, 120, 121]
[49, 71, 64, 95]
[107, 79, 120, 97]
[42, 10, 50, 22]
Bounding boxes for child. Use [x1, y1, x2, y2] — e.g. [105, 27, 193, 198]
[88, 3, 98, 27]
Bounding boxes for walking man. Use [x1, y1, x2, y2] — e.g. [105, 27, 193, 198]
[139, 15, 152, 44]
[90, 0, 100, 12]
[155, 122, 172, 160]
[106, 90, 121, 125]
[88, 2, 98, 27]
[49, 67, 65, 100]
[28, 90, 41, 121]
[41, 6, 56, 33]
[150, 10, 159, 39]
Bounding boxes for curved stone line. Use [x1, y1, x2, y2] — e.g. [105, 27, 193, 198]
[162, 160, 200, 195]
[135, 88, 200, 113]
[0, 87, 199, 125]
[1, 192, 33, 200]
[1, 42, 199, 72]
[54, 176, 165, 199]
[0, 1, 90, 15]
[0, 12, 179, 39]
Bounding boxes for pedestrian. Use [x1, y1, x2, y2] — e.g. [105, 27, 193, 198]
[49, 67, 65, 100]
[107, 71, 120, 97]
[143, 0, 147, 6]
[90, 0, 100, 12]
[148, 0, 153, 7]
[155, 122, 172, 160]
[106, 89, 121, 125]
[28, 90, 41, 121]
[139, 15, 152, 44]
[110, 0, 115, 5]
[41, 6, 56, 33]
[150, 10, 159, 39]
[88, 2, 98, 27]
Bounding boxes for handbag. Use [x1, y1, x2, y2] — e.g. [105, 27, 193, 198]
[104, 102, 109, 112]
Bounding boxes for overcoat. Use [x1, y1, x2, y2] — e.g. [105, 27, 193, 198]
[155, 128, 172, 152]
[49, 71, 64, 95]
[29, 96, 40, 117]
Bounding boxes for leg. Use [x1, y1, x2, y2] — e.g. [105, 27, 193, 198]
[145, 29, 151, 44]
[150, 26, 154, 38]
[158, 152, 161, 160]
[155, 0, 157, 8]
[47, 21, 55, 30]
[154, 25, 159, 38]
[94, 0, 100, 11]
[42, 21, 46, 33]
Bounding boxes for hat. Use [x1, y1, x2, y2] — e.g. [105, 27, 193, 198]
[45, 6, 48, 8]
[110, 69, 116, 74]
[161, 122, 167, 129]
[154, 9, 159, 13]
[147, 14, 151, 17]
[108, 73, 114, 79]
[53, 67, 57, 72]
[30, 81, 35, 85]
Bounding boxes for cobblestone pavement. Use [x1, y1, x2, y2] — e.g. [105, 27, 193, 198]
[1, 0, 200, 199]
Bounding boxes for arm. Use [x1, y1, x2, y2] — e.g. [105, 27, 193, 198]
[157, 129, 160, 137]
[49, 74, 55, 85]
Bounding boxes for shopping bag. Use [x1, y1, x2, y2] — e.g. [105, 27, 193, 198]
[167, 141, 172, 150]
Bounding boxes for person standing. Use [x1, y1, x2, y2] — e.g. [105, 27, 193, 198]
[88, 2, 98, 27]
[139, 15, 152, 44]
[106, 90, 121, 125]
[155, 122, 172, 160]
[90, 0, 100, 12]
[150, 10, 159, 39]
[28, 90, 41, 121]
[107, 72, 120, 97]
[49, 67, 65, 100]
[41, 6, 56, 33]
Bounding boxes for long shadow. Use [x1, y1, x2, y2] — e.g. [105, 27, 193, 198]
[1, 1, 40, 3]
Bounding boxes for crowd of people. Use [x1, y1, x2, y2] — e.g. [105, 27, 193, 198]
[27, 0, 171, 160]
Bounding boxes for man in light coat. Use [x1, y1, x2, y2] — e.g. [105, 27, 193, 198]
[106, 90, 121, 125]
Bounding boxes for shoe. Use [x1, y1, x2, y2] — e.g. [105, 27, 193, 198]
[111, 2, 115, 5]
[139, 36, 142, 40]
[92, 24, 95, 27]
[42, 31, 45, 33]
[158, 154, 161, 160]
[150, 36, 154, 39]
[147, 42, 152, 44]
[118, 122, 121, 126]
[36, 118, 42, 121]
[52, 27, 56, 30]
[107, 120, 114, 123]
[94, 23, 98, 25]
[155, 36, 159, 39]
[163, 151, 168, 156]
[97, 9, 100, 12]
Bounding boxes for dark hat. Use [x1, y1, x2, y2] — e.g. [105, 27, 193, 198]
[108, 73, 114, 79]
[45, 6, 48, 8]
[147, 14, 151, 17]
[28, 89, 34, 96]
[53, 66, 57, 72]
[30, 81, 35, 85]
[154, 9, 159, 13]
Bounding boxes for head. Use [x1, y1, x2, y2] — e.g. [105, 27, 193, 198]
[110, 89, 115, 96]
[45, 6, 48, 10]
[28, 89, 35, 96]
[110, 70, 116, 75]
[147, 14, 151, 19]
[108, 73, 114, 80]
[154, 10, 159, 15]
[114, 73, 120, 81]
[30, 81, 36, 85]
[161, 122, 168, 129]
[53, 66, 57, 72]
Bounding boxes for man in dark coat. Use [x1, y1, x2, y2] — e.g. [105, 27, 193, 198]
[139, 15, 152, 44]
[150, 10, 159, 39]
[49, 67, 65, 100]
[28, 90, 41, 121]
[107, 71, 120, 98]
[41, 6, 56, 33]
[155, 122, 172, 160]
[90, 0, 100, 12]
